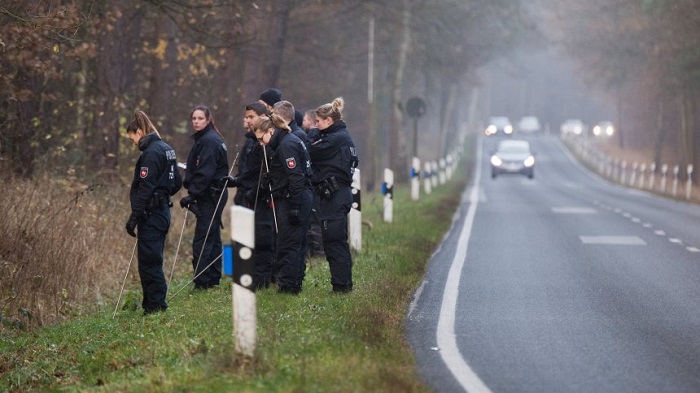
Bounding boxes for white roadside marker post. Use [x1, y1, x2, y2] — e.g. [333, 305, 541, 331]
[349, 169, 362, 252]
[383, 168, 394, 223]
[423, 161, 432, 195]
[411, 157, 420, 201]
[226, 206, 256, 357]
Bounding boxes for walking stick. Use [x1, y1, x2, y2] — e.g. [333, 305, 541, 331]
[168, 252, 223, 300]
[167, 209, 188, 286]
[113, 238, 138, 319]
[192, 146, 240, 276]
[261, 145, 279, 233]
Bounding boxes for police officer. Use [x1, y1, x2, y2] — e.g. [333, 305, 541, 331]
[308, 97, 358, 293]
[272, 100, 309, 146]
[125, 110, 182, 314]
[221, 102, 275, 289]
[180, 105, 229, 290]
[253, 114, 312, 294]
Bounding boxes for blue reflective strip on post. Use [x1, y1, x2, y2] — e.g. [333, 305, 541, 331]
[223, 244, 233, 276]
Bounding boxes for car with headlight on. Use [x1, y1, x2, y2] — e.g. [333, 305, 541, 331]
[490, 139, 535, 179]
[592, 121, 614, 138]
[484, 116, 514, 136]
[560, 119, 585, 136]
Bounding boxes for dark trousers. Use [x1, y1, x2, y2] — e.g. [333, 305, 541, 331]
[273, 189, 312, 292]
[192, 192, 226, 288]
[319, 187, 353, 291]
[253, 199, 275, 289]
[306, 192, 324, 257]
[137, 206, 170, 312]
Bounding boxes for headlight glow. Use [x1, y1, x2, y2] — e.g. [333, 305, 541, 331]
[593, 126, 601, 136]
[605, 126, 614, 136]
[485, 125, 496, 135]
[524, 156, 535, 167]
[490, 155, 503, 166]
[504, 125, 513, 134]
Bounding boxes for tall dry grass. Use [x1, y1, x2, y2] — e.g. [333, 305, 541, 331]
[0, 169, 153, 329]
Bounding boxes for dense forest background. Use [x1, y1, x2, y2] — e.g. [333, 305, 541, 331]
[0, 0, 542, 191]
[4, 0, 700, 186]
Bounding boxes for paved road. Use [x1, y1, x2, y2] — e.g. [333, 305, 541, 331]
[408, 134, 700, 393]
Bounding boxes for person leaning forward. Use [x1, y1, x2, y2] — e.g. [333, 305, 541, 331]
[253, 113, 313, 294]
[125, 110, 182, 315]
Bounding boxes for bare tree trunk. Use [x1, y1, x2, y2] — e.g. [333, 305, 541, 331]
[390, 2, 411, 182]
[238, 1, 290, 108]
[653, 100, 665, 174]
[92, 5, 143, 174]
[439, 82, 457, 158]
[617, 86, 624, 149]
[680, 91, 690, 171]
[148, 16, 178, 135]
[687, 92, 697, 182]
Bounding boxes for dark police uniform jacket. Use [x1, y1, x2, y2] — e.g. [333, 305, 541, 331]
[267, 130, 312, 207]
[183, 124, 229, 200]
[130, 132, 181, 220]
[234, 131, 265, 206]
[308, 120, 358, 189]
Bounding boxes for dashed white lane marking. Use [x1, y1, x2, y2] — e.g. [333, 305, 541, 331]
[631, 217, 641, 223]
[642, 223, 652, 228]
[669, 238, 683, 244]
[687, 247, 700, 253]
[580, 236, 647, 245]
[654, 230, 666, 236]
[551, 207, 598, 214]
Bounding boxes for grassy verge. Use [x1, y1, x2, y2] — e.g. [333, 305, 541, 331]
[1, 145, 471, 392]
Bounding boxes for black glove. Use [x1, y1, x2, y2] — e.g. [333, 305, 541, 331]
[125, 215, 139, 237]
[288, 208, 300, 225]
[221, 175, 241, 188]
[245, 189, 257, 205]
[179, 195, 201, 218]
[180, 195, 194, 209]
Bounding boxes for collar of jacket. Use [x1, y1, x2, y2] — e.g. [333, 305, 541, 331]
[268, 128, 287, 149]
[138, 132, 161, 151]
[192, 124, 213, 141]
[322, 120, 346, 134]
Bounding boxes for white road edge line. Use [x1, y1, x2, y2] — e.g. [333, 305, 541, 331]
[436, 136, 492, 393]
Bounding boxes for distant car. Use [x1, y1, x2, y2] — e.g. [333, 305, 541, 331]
[490, 139, 535, 179]
[560, 119, 585, 136]
[592, 121, 614, 137]
[518, 116, 541, 133]
[484, 116, 514, 136]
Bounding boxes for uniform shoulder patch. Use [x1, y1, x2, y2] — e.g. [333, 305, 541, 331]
[286, 157, 296, 169]
[140, 167, 149, 178]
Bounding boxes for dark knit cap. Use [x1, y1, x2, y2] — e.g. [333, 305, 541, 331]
[259, 88, 282, 106]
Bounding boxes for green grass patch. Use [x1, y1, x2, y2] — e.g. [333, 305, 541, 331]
[1, 147, 471, 392]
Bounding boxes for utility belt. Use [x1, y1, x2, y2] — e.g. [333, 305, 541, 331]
[146, 191, 172, 211]
[271, 188, 290, 200]
[314, 176, 340, 200]
[208, 184, 224, 200]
